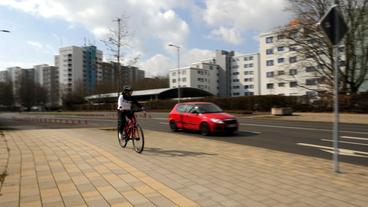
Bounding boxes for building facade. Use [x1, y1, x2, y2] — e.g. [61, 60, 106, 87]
[170, 62, 219, 96]
[259, 30, 326, 96]
[55, 45, 103, 98]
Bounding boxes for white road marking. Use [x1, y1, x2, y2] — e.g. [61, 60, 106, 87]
[240, 123, 368, 135]
[321, 139, 368, 146]
[153, 117, 167, 120]
[341, 136, 368, 141]
[297, 143, 368, 158]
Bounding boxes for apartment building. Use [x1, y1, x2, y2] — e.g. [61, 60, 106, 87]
[259, 30, 326, 96]
[98, 62, 145, 89]
[42, 66, 59, 107]
[55, 45, 103, 96]
[0, 70, 8, 82]
[230, 53, 260, 96]
[169, 62, 219, 96]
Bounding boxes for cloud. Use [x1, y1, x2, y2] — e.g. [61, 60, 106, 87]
[141, 48, 214, 77]
[208, 27, 242, 44]
[27, 41, 43, 49]
[200, 0, 291, 43]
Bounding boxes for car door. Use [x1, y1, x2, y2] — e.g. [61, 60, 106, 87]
[183, 105, 202, 130]
[175, 104, 187, 128]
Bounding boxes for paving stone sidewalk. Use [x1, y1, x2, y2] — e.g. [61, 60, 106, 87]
[0, 128, 367, 207]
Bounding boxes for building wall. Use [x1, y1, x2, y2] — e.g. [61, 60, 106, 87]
[169, 62, 219, 96]
[230, 53, 260, 96]
[259, 30, 326, 96]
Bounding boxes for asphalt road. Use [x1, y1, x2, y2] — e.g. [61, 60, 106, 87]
[1, 112, 367, 166]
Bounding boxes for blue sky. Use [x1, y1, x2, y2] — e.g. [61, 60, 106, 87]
[0, 0, 292, 76]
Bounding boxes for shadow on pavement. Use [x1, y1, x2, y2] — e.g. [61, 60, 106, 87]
[143, 147, 217, 157]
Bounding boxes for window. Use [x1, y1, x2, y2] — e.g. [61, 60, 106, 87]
[233, 93, 240, 96]
[289, 69, 297, 75]
[232, 65, 239, 69]
[278, 58, 284, 63]
[278, 82, 285, 87]
[266, 60, 274, 66]
[233, 86, 240, 89]
[277, 70, 285, 75]
[244, 85, 254, 89]
[277, 34, 285, 40]
[244, 64, 248, 68]
[290, 46, 297, 51]
[305, 66, 316, 72]
[266, 49, 273, 55]
[244, 85, 249, 89]
[266, 72, 274, 78]
[249, 56, 253, 60]
[233, 79, 239, 82]
[289, 81, 298, 87]
[249, 63, 254, 68]
[172, 79, 176, 83]
[266, 37, 273, 43]
[244, 78, 253, 82]
[182, 78, 186, 82]
[306, 91, 317, 97]
[244, 92, 254, 96]
[289, 56, 297, 63]
[171, 72, 176, 76]
[232, 72, 239, 75]
[306, 79, 318, 85]
[244, 57, 248, 61]
[176, 104, 188, 113]
[244, 71, 254, 75]
[267, 83, 274, 89]
[277, 47, 284, 51]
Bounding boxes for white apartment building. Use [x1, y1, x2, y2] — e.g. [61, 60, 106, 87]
[259, 30, 325, 96]
[169, 50, 260, 97]
[0, 70, 8, 82]
[169, 62, 219, 96]
[55, 45, 102, 97]
[230, 53, 260, 96]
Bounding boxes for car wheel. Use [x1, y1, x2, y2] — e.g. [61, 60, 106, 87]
[200, 122, 210, 136]
[169, 120, 178, 132]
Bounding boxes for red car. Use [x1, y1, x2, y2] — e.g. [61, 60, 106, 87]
[168, 102, 238, 135]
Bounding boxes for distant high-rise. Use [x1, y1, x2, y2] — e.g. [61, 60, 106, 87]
[55, 45, 103, 97]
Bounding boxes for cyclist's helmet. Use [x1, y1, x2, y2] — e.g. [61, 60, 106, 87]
[122, 85, 133, 94]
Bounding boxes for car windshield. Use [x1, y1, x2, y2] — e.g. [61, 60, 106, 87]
[195, 104, 223, 113]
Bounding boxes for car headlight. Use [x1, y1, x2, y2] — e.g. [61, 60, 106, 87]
[210, 118, 224, 124]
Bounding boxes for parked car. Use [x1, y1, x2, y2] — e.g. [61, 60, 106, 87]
[168, 102, 238, 135]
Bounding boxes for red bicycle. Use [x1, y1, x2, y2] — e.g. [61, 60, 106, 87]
[117, 110, 145, 153]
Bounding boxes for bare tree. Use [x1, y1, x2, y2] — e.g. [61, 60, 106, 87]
[102, 15, 140, 94]
[0, 80, 14, 107]
[280, 0, 368, 95]
[133, 76, 169, 90]
[18, 75, 47, 110]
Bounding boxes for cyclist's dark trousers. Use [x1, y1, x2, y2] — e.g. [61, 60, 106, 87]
[118, 110, 133, 134]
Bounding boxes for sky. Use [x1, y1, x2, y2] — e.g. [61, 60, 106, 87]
[0, 0, 292, 77]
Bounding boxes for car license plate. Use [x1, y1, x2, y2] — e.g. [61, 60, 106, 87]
[227, 124, 237, 127]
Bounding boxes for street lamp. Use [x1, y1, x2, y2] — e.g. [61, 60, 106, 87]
[168, 43, 181, 102]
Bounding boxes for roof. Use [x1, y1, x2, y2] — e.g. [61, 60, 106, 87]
[85, 87, 214, 103]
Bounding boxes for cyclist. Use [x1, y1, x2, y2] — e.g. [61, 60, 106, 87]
[117, 86, 144, 137]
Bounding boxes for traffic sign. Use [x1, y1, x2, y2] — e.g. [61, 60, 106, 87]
[318, 5, 348, 45]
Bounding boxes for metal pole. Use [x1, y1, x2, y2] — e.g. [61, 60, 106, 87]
[333, 0, 340, 173]
[168, 44, 181, 102]
[117, 18, 121, 96]
[333, 45, 340, 173]
[177, 46, 181, 103]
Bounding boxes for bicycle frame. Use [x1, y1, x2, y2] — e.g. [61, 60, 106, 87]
[124, 114, 137, 139]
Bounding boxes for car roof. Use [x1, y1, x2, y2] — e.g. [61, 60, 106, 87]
[177, 102, 213, 105]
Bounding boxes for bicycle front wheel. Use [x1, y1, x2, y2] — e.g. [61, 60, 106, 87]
[118, 125, 128, 148]
[132, 124, 144, 153]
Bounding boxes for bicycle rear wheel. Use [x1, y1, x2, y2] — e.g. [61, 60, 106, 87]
[117, 125, 128, 148]
[132, 124, 144, 153]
